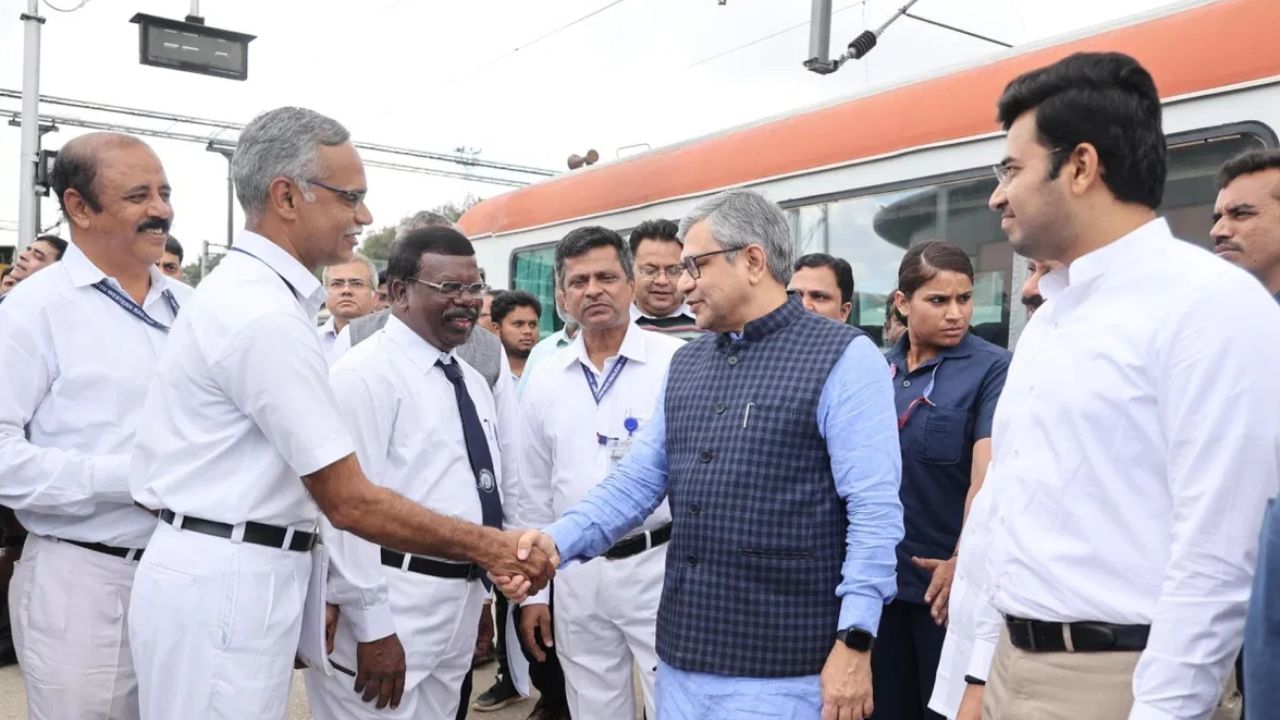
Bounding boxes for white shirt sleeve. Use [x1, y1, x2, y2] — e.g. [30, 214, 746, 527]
[0, 312, 131, 514]
[209, 311, 353, 477]
[1128, 279, 1280, 720]
[321, 366, 396, 643]
[516, 376, 558, 606]
[494, 352, 523, 529]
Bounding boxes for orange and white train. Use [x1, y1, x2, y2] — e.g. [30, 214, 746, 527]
[458, 0, 1280, 347]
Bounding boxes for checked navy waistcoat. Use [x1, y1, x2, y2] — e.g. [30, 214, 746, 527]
[658, 295, 862, 677]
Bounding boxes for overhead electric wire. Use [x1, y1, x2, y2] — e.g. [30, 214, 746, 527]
[499, 0, 628, 59]
[686, 1, 865, 69]
[0, 109, 531, 188]
[0, 89, 557, 177]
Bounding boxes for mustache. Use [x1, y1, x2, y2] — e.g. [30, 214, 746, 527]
[136, 217, 171, 234]
[443, 308, 478, 323]
[1021, 294, 1044, 310]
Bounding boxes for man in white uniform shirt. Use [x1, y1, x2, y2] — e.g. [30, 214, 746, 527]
[518, 226, 683, 718]
[0, 132, 189, 720]
[308, 227, 520, 718]
[128, 106, 556, 720]
[957, 53, 1280, 720]
[318, 251, 378, 360]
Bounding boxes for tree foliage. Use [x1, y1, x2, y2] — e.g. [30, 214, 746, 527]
[359, 195, 482, 263]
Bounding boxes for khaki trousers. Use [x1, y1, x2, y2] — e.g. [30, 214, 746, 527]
[982, 627, 1243, 720]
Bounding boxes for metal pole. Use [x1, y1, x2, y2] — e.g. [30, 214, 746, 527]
[807, 0, 833, 67]
[225, 153, 233, 248]
[17, 0, 44, 254]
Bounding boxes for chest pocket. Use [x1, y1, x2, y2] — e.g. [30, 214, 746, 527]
[911, 405, 969, 465]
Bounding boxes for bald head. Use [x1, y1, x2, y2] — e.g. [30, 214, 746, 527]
[51, 132, 151, 216]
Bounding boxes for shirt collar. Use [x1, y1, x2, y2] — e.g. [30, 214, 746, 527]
[319, 316, 336, 336]
[886, 329, 975, 372]
[63, 241, 177, 299]
[630, 301, 694, 321]
[561, 321, 652, 371]
[724, 294, 802, 345]
[383, 313, 454, 376]
[233, 230, 325, 312]
[1043, 217, 1169, 298]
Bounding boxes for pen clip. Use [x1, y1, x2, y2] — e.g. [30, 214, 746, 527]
[742, 402, 754, 429]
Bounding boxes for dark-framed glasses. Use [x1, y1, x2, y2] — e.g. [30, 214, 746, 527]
[680, 246, 743, 280]
[638, 264, 684, 280]
[307, 178, 367, 208]
[412, 279, 490, 298]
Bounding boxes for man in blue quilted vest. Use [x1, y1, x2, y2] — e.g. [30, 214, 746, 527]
[510, 189, 903, 719]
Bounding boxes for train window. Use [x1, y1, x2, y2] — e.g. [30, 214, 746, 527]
[787, 131, 1268, 349]
[509, 244, 562, 338]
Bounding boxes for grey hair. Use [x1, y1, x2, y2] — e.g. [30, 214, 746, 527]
[232, 107, 350, 225]
[678, 189, 793, 285]
[321, 251, 378, 288]
[396, 210, 460, 240]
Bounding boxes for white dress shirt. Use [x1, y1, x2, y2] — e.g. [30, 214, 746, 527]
[324, 315, 518, 642]
[969, 218, 1280, 720]
[518, 322, 683, 603]
[0, 243, 190, 547]
[131, 231, 354, 529]
[317, 315, 339, 362]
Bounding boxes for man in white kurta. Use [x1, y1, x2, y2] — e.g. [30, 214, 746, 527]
[0, 133, 187, 720]
[518, 227, 684, 719]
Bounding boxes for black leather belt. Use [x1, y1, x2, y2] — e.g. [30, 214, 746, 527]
[61, 538, 145, 562]
[604, 523, 672, 560]
[159, 509, 317, 552]
[1005, 616, 1150, 653]
[381, 547, 483, 580]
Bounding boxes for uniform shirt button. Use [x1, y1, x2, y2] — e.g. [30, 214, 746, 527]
[687, 555, 698, 567]
[902, 379, 911, 388]
[690, 503, 701, 516]
[714, 402, 726, 414]
[699, 450, 713, 463]
[727, 356, 739, 366]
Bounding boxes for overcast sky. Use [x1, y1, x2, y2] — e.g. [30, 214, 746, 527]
[0, 0, 1183, 256]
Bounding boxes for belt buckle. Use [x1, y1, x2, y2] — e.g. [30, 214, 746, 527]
[1008, 617, 1035, 651]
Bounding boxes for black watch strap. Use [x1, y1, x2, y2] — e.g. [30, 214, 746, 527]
[837, 627, 876, 652]
[963, 674, 987, 686]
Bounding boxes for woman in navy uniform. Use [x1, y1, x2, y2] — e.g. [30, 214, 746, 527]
[873, 241, 1011, 719]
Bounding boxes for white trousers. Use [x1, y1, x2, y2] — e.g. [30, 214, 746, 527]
[553, 542, 665, 720]
[306, 570, 486, 720]
[9, 533, 141, 720]
[129, 521, 311, 720]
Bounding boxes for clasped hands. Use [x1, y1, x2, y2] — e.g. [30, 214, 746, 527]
[484, 528, 561, 602]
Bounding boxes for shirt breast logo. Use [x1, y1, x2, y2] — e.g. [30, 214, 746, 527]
[478, 468, 496, 493]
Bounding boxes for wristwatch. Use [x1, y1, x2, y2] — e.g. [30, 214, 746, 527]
[836, 626, 875, 652]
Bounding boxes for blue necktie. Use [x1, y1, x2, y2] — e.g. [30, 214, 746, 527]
[437, 358, 503, 530]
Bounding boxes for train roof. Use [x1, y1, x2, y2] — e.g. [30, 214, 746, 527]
[458, 0, 1280, 238]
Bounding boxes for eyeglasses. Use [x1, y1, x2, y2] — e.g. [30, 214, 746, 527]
[411, 278, 490, 298]
[637, 264, 684, 280]
[327, 278, 370, 290]
[992, 147, 1069, 186]
[307, 178, 367, 208]
[679, 246, 744, 280]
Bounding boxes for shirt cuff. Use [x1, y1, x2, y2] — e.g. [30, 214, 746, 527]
[838, 593, 885, 634]
[345, 599, 397, 644]
[1127, 702, 1178, 720]
[966, 637, 997, 682]
[544, 519, 582, 565]
[94, 453, 134, 502]
[523, 586, 551, 606]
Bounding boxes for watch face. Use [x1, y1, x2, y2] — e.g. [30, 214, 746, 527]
[841, 628, 875, 652]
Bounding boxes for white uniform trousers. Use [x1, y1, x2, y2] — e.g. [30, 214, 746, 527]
[553, 542, 665, 720]
[306, 566, 486, 719]
[9, 533, 142, 720]
[128, 520, 311, 720]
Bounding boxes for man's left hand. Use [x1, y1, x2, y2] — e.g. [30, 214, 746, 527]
[820, 641, 874, 720]
[354, 633, 407, 710]
[912, 555, 956, 626]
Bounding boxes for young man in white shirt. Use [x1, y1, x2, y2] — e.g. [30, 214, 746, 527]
[959, 52, 1280, 720]
[518, 227, 684, 719]
[307, 226, 523, 719]
[128, 106, 557, 720]
[0, 132, 190, 720]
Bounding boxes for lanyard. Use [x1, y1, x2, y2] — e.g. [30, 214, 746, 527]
[91, 280, 179, 333]
[230, 247, 300, 298]
[580, 356, 628, 405]
[892, 359, 943, 431]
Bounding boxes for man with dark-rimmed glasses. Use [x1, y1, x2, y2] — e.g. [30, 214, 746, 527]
[507, 189, 903, 719]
